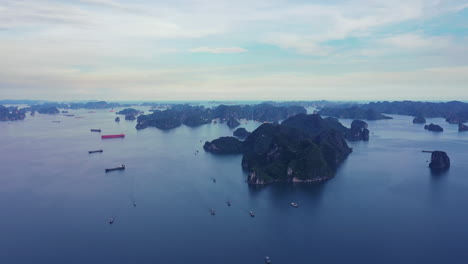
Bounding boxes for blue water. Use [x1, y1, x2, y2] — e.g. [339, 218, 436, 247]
[0, 109, 467, 264]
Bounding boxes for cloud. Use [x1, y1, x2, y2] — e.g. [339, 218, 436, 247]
[380, 34, 452, 49]
[263, 33, 332, 56]
[189, 47, 247, 54]
[0, 0, 467, 100]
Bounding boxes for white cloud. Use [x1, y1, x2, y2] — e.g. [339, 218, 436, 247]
[0, 0, 467, 100]
[189, 47, 247, 54]
[381, 34, 452, 49]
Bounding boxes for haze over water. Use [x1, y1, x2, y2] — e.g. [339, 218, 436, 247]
[0, 108, 467, 264]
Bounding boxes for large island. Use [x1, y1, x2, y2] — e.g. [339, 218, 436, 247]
[204, 113, 352, 184]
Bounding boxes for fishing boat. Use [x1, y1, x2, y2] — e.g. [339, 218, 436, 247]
[210, 208, 215, 215]
[102, 134, 125, 139]
[290, 202, 299, 208]
[88, 149, 103, 154]
[109, 218, 114, 224]
[249, 211, 255, 217]
[105, 165, 125, 173]
[265, 256, 272, 264]
[90, 129, 101, 132]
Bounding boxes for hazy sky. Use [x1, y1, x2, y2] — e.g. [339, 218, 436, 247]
[1, 0, 467, 101]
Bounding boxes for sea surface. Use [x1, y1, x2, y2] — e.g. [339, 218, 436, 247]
[0, 108, 467, 264]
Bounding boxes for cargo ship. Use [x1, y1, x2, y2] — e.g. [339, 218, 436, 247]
[101, 134, 125, 139]
[105, 165, 125, 173]
[90, 129, 101, 132]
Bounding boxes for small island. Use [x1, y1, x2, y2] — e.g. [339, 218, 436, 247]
[117, 108, 143, 116]
[413, 117, 426, 124]
[424, 123, 443, 132]
[233, 127, 251, 138]
[429, 151, 450, 170]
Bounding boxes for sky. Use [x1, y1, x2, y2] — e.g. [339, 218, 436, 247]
[1, 0, 467, 101]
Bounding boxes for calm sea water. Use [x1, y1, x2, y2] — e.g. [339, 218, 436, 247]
[0, 109, 467, 264]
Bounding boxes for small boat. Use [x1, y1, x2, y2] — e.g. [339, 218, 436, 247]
[210, 208, 215, 215]
[88, 149, 103, 154]
[88, 111, 96, 113]
[109, 217, 114, 224]
[52, 121, 61, 123]
[227, 201, 231, 207]
[249, 211, 255, 217]
[265, 256, 272, 264]
[212, 178, 216, 183]
[105, 165, 125, 173]
[90, 129, 101, 132]
[74, 116, 85, 119]
[115, 117, 120, 122]
[102, 134, 125, 139]
[64, 114, 74, 117]
[133, 201, 137, 207]
[290, 202, 299, 208]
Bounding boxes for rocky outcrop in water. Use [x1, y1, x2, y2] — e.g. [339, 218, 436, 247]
[459, 123, 468, 132]
[233, 127, 251, 138]
[226, 118, 241, 129]
[424, 123, 443, 132]
[203, 137, 244, 154]
[413, 117, 426, 124]
[429, 151, 450, 170]
[345, 120, 369, 141]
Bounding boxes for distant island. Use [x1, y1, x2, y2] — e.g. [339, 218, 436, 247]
[355, 101, 468, 123]
[316, 101, 468, 124]
[2, 100, 468, 130]
[0, 105, 26, 121]
[319, 106, 393, 120]
[204, 113, 353, 184]
[136, 104, 306, 130]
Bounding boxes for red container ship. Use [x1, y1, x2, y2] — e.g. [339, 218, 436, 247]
[101, 134, 125, 139]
